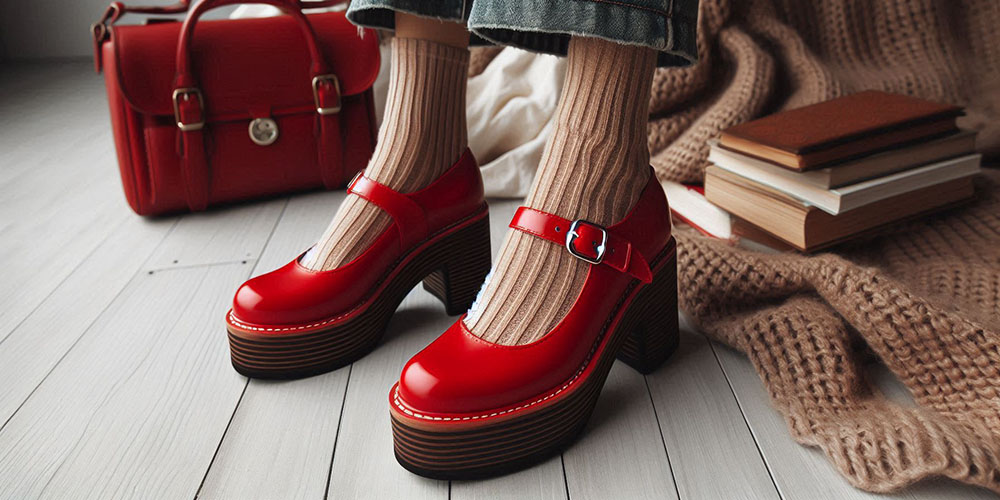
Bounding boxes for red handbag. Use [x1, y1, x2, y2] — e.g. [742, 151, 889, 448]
[92, 0, 380, 215]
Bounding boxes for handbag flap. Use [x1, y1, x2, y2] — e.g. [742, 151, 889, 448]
[108, 11, 379, 120]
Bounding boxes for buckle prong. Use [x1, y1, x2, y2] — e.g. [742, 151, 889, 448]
[565, 219, 607, 265]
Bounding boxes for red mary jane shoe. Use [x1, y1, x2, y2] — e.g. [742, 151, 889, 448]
[388, 170, 679, 479]
[226, 150, 491, 379]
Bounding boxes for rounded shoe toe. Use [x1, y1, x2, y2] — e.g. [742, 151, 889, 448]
[231, 273, 284, 325]
[230, 261, 346, 327]
[397, 353, 490, 416]
[397, 357, 445, 409]
[395, 322, 528, 416]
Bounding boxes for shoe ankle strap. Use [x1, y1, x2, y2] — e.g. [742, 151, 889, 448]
[509, 207, 653, 283]
[348, 173, 428, 249]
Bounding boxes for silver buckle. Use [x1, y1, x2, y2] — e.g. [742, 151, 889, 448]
[172, 88, 205, 131]
[347, 170, 364, 192]
[565, 219, 607, 265]
[312, 74, 341, 115]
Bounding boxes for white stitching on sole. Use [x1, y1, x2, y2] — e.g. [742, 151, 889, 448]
[393, 288, 615, 421]
[228, 310, 352, 333]
[392, 244, 676, 422]
[228, 209, 488, 334]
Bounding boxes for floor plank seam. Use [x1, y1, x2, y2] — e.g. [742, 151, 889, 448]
[643, 373, 683, 500]
[560, 454, 570, 500]
[0, 213, 130, 347]
[194, 380, 251, 500]
[193, 197, 290, 499]
[19, 245, 209, 499]
[706, 339, 785, 499]
[323, 363, 353, 500]
[0, 218, 179, 436]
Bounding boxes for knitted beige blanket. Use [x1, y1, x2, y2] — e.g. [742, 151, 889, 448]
[678, 174, 1000, 493]
[651, 0, 1000, 493]
[469, 0, 1000, 493]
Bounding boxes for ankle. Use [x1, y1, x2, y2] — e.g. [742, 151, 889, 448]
[363, 38, 470, 193]
[364, 148, 468, 193]
[524, 153, 650, 226]
[520, 37, 655, 226]
[302, 37, 469, 271]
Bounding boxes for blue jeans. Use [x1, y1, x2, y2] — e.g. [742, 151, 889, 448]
[346, 0, 698, 67]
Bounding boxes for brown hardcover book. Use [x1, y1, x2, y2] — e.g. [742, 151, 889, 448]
[704, 167, 975, 252]
[711, 131, 976, 189]
[730, 217, 798, 253]
[718, 91, 962, 171]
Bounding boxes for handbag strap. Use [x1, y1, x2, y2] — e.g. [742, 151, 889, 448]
[93, 2, 187, 72]
[93, 0, 351, 211]
[92, 0, 347, 72]
[174, 0, 332, 85]
[173, 91, 211, 211]
[168, 0, 347, 211]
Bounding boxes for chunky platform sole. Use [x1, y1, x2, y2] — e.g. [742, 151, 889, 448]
[389, 238, 679, 479]
[226, 209, 491, 379]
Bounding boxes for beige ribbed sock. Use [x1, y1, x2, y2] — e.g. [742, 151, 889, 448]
[302, 37, 470, 271]
[464, 37, 657, 345]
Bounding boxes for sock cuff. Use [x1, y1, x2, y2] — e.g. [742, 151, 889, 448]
[566, 36, 657, 72]
[392, 37, 471, 66]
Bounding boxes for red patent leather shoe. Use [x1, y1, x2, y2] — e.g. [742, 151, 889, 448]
[226, 150, 491, 379]
[388, 169, 679, 479]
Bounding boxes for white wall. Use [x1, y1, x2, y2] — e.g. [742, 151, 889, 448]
[1, 0, 233, 60]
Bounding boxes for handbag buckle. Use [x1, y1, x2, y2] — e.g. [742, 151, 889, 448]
[172, 88, 205, 131]
[565, 219, 608, 265]
[312, 74, 341, 115]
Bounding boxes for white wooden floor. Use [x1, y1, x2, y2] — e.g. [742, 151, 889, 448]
[0, 61, 993, 500]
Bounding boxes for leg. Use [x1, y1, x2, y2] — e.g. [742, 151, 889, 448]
[464, 36, 657, 344]
[301, 13, 471, 270]
[388, 0, 698, 479]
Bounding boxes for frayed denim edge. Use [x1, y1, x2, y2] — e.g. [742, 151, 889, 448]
[471, 23, 697, 67]
[347, 5, 468, 30]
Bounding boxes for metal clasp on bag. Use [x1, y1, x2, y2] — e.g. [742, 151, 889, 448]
[172, 88, 205, 131]
[565, 219, 608, 265]
[249, 117, 279, 146]
[312, 74, 342, 115]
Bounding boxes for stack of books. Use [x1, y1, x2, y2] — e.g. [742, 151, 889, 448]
[702, 90, 981, 252]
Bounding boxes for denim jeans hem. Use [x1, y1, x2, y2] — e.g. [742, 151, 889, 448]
[346, 0, 698, 67]
[346, 0, 470, 32]
[470, 0, 697, 67]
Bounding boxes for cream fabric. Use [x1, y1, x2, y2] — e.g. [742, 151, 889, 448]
[466, 48, 564, 198]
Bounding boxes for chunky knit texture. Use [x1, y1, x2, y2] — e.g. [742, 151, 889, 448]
[468, 0, 1000, 169]
[649, 3, 1000, 492]
[677, 172, 1000, 494]
[302, 38, 469, 270]
[644, 0, 1000, 182]
[462, 0, 1000, 492]
[464, 37, 656, 345]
